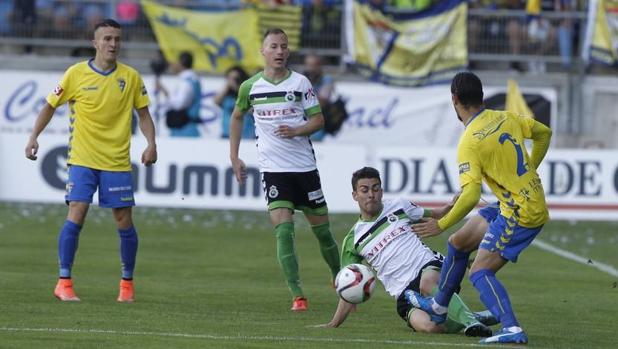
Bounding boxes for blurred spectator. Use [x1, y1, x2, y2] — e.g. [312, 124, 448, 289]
[156, 52, 203, 137]
[214, 66, 255, 139]
[556, 0, 576, 69]
[116, 0, 140, 25]
[304, 53, 334, 141]
[299, 0, 341, 48]
[526, 0, 558, 73]
[11, 0, 36, 52]
[0, 0, 13, 35]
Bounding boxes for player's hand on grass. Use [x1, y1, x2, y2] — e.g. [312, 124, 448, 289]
[412, 218, 443, 238]
[231, 158, 247, 184]
[275, 125, 298, 139]
[25, 137, 39, 161]
[141, 144, 157, 166]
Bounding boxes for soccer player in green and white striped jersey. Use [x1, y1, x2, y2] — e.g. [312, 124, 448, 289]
[316, 167, 495, 337]
[229, 28, 340, 311]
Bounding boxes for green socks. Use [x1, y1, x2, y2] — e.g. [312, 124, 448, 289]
[311, 223, 341, 280]
[275, 222, 302, 297]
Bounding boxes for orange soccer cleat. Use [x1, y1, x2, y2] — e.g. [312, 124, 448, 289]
[117, 279, 135, 303]
[291, 297, 308, 312]
[54, 278, 81, 302]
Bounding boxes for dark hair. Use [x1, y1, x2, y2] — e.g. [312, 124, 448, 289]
[351, 167, 381, 190]
[179, 51, 193, 69]
[225, 65, 249, 84]
[451, 72, 484, 108]
[94, 18, 121, 33]
[263, 28, 287, 41]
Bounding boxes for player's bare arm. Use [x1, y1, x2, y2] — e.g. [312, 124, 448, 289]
[413, 185, 479, 238]
[136, 107, 157, 166]
[314, 298, 356, 328]
[275, 113, 325, 139]
[25, 102, 56, 161]
[229, 106, 247, 184]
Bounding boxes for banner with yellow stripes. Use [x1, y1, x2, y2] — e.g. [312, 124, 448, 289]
[142, 1, 266, 73]
[584, 0, 618, 66]
[345, 0, 467, 86]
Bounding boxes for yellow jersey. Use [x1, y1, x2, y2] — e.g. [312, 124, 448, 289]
[457, 109, 549, 227]
[46, 60, 149, 171]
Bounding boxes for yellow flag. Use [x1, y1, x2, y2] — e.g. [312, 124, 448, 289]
[142, 0, 263, 73]
[506, 79, 534, 118]
[526, 0, 541, 15]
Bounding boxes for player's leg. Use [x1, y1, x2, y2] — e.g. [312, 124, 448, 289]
[55, 165, 97, 301]
[100, 170, 137, 302]
[469, 215, 542, 344]
[411, 212, 492, 320]
[301, 169, 340, 283]
[270, 207, 305, 310]
[420, 265, 492, 337]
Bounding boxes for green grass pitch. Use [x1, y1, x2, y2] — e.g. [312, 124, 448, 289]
[1, 202, 616, 348]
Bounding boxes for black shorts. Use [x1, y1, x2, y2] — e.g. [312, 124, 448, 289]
[261, 169, 328, 215]
[395, 259, 452, 323]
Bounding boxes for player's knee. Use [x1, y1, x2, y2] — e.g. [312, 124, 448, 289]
[67, 201, 89, 225]
[409, 310, 444, 333]
[112, 207, 133, 229]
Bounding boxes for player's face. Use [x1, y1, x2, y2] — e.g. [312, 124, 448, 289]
[261, 33, 289, 70]
[353, 178, 383, 217]
[93, 26, 121, 63]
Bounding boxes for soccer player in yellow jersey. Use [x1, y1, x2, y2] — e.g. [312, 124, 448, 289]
[24, 19, 157, 303]
[409, 72, 552, 344]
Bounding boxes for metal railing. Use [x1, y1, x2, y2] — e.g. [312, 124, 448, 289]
[0, 1, 591, 72]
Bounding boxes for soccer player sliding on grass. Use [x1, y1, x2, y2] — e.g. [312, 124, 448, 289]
[315, 167, 496, 336]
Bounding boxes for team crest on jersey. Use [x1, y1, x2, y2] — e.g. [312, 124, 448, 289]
[141, 85, 147, 96]
[117, 78, 126, 92]
[387, 213, 398, 223]
[285, 91, 295, 102]
[268, 185, 279, 198]
[53, 85, 64, 96]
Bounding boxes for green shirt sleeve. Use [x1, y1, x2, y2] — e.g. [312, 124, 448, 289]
[340, 230, 363, 267]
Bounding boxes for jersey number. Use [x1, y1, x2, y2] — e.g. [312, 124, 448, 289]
[499, 133, 528, 176]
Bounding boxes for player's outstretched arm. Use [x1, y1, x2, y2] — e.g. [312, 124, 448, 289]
[229, 106, 247, 184]
[529, 120, 552, 169]
[136, 107, 157, 166]
[25, 103, 56, 161]
[313, 298, 356, 328]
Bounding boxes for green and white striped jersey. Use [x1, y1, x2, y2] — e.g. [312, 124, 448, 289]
[341, 198, 440, 297]
[236, 70, 322, 172]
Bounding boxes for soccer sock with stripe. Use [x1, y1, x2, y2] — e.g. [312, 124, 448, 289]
[311, 223, 341, 280]
[275, 222, 303, 297]
[58, 220, 82, 278]
[470, 268, 519, 328]
[118, 226, 138, 280]
[447, 292, 480, 327]
[434, 241, 470, 309]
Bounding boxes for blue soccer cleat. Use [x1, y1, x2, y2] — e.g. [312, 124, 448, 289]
[404, 290, 447, 324]
[474, 310, 499, 326]
[479, 326, 528, 344]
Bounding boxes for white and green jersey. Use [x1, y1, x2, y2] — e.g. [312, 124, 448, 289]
[341, 198, 440, 298]
[236, 70, 322, 172]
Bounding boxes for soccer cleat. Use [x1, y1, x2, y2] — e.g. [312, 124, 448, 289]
[474, 310, 500, 326]
[54, 278, 80, 302]
[117, 279, 135, 303]
[479, 326, 528, 344]
[464, 322, 493, 338]
[404, 290, 446, 324]
[291, 297, 308, 312]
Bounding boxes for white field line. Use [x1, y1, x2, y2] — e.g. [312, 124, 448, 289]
[0, 326, 509, 348]
[532, 239, 618, 277]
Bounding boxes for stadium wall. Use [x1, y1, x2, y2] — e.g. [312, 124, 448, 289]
[2, 70, 617, 220]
